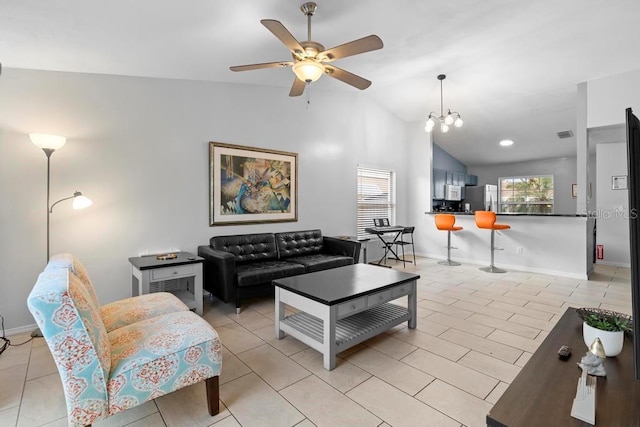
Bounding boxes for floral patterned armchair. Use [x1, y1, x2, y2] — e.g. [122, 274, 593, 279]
[45, 253, 190, 332]
[28, 257, 222, 426]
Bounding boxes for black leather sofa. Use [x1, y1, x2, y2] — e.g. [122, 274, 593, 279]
[198, 229, 361, 313]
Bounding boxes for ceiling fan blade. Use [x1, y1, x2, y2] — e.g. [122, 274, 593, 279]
[324, 65, 371, 90]
[319, 35, 383, 62]
[289, 78, 306, 97]
[261, 19, 306, 58]
[230, 61, 293, 72]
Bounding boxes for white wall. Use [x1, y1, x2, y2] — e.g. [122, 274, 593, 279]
[595, 142, 630, 267]
[0, 68, 413, 331]
[467, 156, 577, 214]
[583, 68, 640, 268]
[406, 120, 433, 258]
[587, 69, 640, 128]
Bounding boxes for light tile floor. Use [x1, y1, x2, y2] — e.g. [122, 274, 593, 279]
[2, 260, 631, 427]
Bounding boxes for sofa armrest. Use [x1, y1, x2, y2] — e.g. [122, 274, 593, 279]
[198, 245, 237, 303]
[322, 237, 361, 263]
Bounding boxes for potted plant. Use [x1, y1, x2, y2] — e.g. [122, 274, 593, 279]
[577, 308, 632, 357]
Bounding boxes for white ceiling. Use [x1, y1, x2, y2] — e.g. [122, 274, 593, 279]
[2, 0, 640, 165]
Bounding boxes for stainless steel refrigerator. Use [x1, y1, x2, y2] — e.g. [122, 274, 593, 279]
[465, 184, 498, 212]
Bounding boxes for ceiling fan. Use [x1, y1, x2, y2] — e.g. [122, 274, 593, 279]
[230, 2, 383, 97]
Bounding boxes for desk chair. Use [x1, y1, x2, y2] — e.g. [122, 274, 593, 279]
[435, 214, 462, 266]
[475, 211, 511, 273]
[394, 226, 416, 267]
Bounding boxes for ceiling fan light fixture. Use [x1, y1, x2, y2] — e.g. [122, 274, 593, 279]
[292, 60, 325, 83]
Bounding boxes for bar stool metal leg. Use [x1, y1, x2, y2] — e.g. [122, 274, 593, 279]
[438, 230, 461, 266]
[480, 229, 506, 273]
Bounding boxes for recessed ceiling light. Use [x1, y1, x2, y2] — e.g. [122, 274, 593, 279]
[499, 139, 514, 147]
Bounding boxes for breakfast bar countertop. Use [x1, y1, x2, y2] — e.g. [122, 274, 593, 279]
[425, 211, 588, 217]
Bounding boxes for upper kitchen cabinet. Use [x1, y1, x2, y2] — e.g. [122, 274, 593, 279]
[465, 174, 478, 186]
[433, 168, 446, 199]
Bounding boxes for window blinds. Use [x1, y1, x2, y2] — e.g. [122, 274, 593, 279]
[356, 166, 396, 239]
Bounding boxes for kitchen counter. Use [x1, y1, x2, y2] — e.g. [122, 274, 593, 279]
[425, 211, 587, 217]
[422, 213, 593, 279]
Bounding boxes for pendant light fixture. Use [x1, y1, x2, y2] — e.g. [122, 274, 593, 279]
[425, 74, 463, 133]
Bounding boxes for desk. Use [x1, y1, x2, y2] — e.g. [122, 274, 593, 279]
[129, 252, 204, 316]
[365, 226, 405, 265]
[487, 307, 640, 426]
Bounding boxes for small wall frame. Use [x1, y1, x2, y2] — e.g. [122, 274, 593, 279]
[612, 175, 628, 190]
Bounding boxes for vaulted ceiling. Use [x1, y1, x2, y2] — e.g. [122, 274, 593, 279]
[2, 0, 639, 165]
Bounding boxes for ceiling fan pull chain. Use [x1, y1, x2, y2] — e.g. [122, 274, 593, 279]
[306, 82, 311, 107]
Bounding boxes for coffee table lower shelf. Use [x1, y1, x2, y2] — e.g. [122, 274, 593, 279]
[280, 303, 410, 353]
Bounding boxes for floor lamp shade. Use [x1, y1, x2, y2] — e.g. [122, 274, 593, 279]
[72, 193, 93, 210]
[29, 133, 66, 150]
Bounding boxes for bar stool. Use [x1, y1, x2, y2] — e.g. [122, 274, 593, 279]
[435, 214, 463, 266]
[475, 211, 510, 273]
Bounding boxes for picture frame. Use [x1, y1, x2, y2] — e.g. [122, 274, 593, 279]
[209, 142, 298, 226]
[571, 184, 578, 198]
[612, 175, 628, 190]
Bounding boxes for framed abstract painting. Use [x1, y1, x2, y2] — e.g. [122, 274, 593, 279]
[209, 142, 298, 225]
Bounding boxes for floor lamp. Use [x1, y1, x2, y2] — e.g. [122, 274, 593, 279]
[30, 133, 92, 336]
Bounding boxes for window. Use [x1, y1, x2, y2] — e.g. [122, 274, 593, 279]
[357, 166, 396, 239]
[499, 175, 554, 213]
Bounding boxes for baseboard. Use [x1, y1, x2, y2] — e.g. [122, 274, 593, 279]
[422, 252, 589, 280]
[5, 324, 39, 337]
[596, 260, 631, 268]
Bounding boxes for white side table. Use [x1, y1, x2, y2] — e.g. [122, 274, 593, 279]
[128, 252, 204, 316]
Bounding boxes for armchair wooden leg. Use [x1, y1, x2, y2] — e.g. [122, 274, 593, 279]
[206, 376, 220, 416]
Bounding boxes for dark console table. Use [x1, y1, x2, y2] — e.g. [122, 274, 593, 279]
[487, 307, 640, 426]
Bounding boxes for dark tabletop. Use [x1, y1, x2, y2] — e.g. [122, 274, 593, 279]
[487, 307, 640, 427]
[273, 263, 420, 305]
[128, 251, 203, 270]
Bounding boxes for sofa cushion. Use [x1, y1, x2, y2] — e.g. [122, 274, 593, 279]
[235, 260, 306, 287]
[210, 233, 278, 263]
[275, 229, 324, 259]
[285, 254, 354, 273]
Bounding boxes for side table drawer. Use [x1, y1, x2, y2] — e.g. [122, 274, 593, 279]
[337, 297, 366, 317]
[392, 283, 412, 298]
[366, 289, 393, 307]
[151, 264, 195, 280]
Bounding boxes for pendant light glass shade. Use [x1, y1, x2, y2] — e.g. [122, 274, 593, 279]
[444, 113, 454, 126]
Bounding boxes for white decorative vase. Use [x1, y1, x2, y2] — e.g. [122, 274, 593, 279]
[582, 321, 624, 357]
